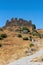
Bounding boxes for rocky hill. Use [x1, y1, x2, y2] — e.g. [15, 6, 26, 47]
[2, 18, 36, 31]
[0, 18, 43, 65]
[5, 18, 32, 27]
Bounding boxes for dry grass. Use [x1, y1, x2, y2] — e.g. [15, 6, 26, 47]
[31, 55, 43, 62]
[0, 27, 43, 64]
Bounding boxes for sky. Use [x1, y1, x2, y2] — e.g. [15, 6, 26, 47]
[0, 0, 43, 29]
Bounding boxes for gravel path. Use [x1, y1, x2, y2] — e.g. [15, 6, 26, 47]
[7, 49, 43, 65]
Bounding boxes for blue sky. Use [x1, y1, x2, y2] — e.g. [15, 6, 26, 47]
[0, 0, 43, 29]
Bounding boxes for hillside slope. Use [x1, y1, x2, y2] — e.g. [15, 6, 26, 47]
[0, 18, 43, 65]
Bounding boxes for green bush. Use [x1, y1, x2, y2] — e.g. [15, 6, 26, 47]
[22, 27, 30, 32]
[0, 44, 2, 47]
[32, 24, 36, 30]
[31, 31, 38, 36]
[29, 36, 32, 41]
[31, 30, 41, 37]
[30, 43, 34, 47]
[1, 34, 7, 38]
[0, 34, 7, 40]
[18, 34, 22, 38]
[0, 36, 3, 40]
[23, 37, 28, 40]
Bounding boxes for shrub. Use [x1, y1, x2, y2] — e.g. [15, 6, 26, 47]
[0, 44, 2, 47]
[23, 37, 28, 40]
[18, 34, 22, 38]
[29, 36, 32, 41]
[30, 43, 34, 47]
[22, 27, 30, 32]
[0, 36, 3, 40]
[1, 34, 7, 38]
[31, 31, 39, 36]
[33, 30, 38, 33]
[32, 24, 36, 30]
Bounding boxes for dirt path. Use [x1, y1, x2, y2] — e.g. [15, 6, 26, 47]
[7, 49, 43, 65]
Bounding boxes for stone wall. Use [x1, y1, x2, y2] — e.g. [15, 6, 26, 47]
[5, 18, 32, 27]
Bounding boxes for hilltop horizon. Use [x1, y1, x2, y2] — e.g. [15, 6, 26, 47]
[0, 17, 43, 29]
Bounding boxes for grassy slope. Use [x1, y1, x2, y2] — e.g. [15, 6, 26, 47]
[0, 26, 43, 64]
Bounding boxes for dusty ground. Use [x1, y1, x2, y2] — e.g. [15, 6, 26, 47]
[31, 55, 43, 62]
[0, 27, 43, 65]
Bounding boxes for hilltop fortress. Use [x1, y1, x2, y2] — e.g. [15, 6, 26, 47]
[6, 18, 32, 27]
[4, 18, 36, 31]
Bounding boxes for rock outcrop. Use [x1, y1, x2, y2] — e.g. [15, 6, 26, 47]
[2, 18, 36, 31]
[6, 18, 32, 27]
